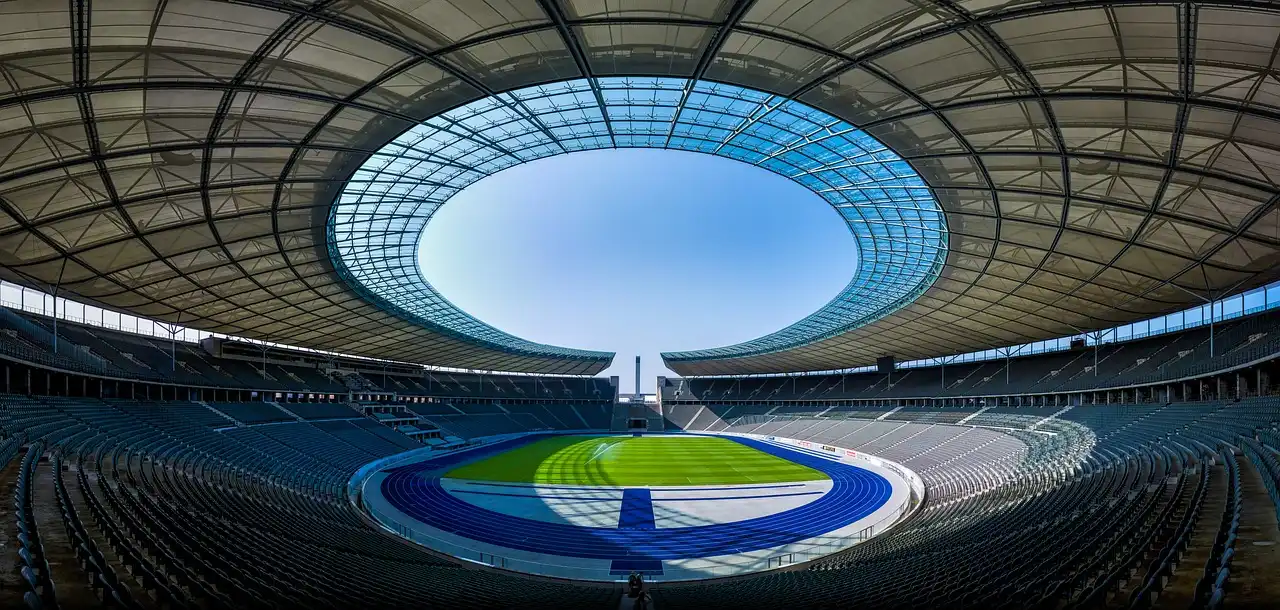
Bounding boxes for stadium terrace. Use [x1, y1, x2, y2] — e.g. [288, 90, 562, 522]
[0, 1, 1278, 609]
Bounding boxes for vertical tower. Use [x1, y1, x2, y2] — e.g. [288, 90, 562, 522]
[634, 356, 641, 396]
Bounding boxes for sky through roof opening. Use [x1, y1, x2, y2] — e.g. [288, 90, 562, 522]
[332, 76, 946, 376]
[418, 149, 855, 391]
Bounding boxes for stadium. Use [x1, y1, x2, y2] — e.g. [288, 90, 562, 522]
[1, 0, 1280, 609]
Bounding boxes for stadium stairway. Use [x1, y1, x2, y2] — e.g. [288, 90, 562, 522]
[610, 403, 629, 432]
[0, 446, 25, 607]
[1152, 459, 1229, 608]
[646, 402, 666, 432]
[1222, 454, 1280, 606]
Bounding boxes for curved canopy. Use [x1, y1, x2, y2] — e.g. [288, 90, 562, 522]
[333, 77, 945, 371]
[0, 0, 1279, 375]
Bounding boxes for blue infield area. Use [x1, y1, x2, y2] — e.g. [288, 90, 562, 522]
[376, 434, 894, 568]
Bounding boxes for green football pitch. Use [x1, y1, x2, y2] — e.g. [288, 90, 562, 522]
[443, 435, 828, 487]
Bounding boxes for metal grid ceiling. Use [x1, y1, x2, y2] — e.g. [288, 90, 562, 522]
[334, 77, 945, 368]
[0, 0, 1278, 376]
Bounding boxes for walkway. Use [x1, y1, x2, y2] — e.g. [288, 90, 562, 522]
[1228, 456, 1280, 606]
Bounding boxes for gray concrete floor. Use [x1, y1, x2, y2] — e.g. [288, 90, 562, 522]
[1155, 463, 1227, 608]
[0, 455, 25, 607]
[1226, 456, 1280, 607]
[32, 457, 102, 608]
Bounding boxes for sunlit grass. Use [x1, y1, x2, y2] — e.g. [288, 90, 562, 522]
[444, 435, 827, 486]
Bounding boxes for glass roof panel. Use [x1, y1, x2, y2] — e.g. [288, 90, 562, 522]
[332, 76, 948, 365]
[7, 1, 1280, 376]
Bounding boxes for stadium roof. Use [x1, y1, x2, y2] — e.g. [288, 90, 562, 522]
[334, 77, 946, 374]
[1, 1, 1280, 376]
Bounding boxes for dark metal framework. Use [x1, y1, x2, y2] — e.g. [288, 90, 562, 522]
[332, 76, 946, 370]
[0, 0, 1277, 376]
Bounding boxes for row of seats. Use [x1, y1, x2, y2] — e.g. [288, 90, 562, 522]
[14, 443, 54, 609]
[213, 402, 293, 424]
[1245, 430, 1280, 525]
[1195, 452, 1242, 610]
[1, 392, 1275, 608]
[0, 306, 618, 403]
[282, 403, 363, 420]
[411, 403, 611, 439]
[419, 373, 614, 401]
[1126, 460, 1211, 608]
[73, 454, 192, 609]
[50, 452, 140, 608]
[1, 395, 621, 609]
[0, 307, 351, 393]
[651, 398, 1280, 609]
[660, 308, 1280, 403]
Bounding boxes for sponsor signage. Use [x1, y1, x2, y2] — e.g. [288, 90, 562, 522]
[845, 449, 858, 457]
[821, 445, 838, 453]
[766, 436, 776, 441]
[799, 440, 813, 448]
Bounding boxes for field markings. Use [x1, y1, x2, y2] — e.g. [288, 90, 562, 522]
[584, 439, 617, 465]
[445, 434, 827, 487]
[727, 462, 753, 484]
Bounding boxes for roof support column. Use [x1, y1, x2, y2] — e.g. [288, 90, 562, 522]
[48, 258, 68, 356]
[1164, 274, 1256, 358]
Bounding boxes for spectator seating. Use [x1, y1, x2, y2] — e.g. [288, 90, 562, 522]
[280, 403, 358, 420]
[207, 402, 291, 424]
[650, 399, 1280, 609]
[0, 393, 1277, 608]
[0, 308, 617, 409]
[351, 418, 422, 451]
[659, 308, 1280, 403]
[406, 402, 612, 439]
[0, 395, 617, 609]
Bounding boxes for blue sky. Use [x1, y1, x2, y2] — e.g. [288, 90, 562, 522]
[418, 149, 856, 394]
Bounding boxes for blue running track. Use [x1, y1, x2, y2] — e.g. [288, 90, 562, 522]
[377, 435, 892, 561]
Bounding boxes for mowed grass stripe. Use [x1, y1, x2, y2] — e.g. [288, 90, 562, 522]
[443, 435, 828, 487]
